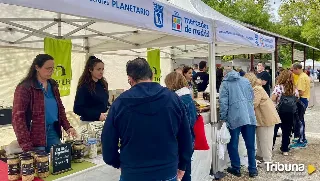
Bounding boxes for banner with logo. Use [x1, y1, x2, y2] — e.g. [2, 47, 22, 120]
[215, 21, 275, 51]
[44, 37, 72, 96]
[2, 0, 213, 43]
[147, 48, 161, 83]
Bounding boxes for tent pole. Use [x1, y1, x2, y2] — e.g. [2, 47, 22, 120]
[313, 49, 315, 70]
[57, 13, 62, 38]
[209, 21, 226, 180]
[84, 37, 90, 60]
[250, 54, 254, 72]
[304, 46, 307, 70]
[272, 52, 276, 89]
[291, 42, 294, 64]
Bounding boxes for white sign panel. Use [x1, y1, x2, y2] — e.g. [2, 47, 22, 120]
[0, 0, 213, 43]
[215, 21, 275, 51]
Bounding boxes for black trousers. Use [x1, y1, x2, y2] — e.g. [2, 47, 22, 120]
[273, 112, 294, 152]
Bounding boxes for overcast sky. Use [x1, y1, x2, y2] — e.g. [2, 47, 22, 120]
[269, 0, 282, 21]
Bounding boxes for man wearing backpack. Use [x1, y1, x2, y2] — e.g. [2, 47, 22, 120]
[290, 63, 310, 149]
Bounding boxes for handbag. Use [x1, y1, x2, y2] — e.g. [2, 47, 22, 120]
[193, 114, 210, 150]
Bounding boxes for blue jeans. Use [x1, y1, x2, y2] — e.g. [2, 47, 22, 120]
[119, 175, 177, 181]
[299, 98, 308, 142]
[36, 124, 61, 153]
[227, 125, 257, 174]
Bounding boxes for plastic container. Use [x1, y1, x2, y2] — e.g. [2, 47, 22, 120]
[87, 138, 97, 159]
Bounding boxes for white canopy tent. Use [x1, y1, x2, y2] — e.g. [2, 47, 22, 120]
[0, 0, 276, 179]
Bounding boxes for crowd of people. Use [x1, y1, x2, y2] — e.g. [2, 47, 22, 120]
[11, 54, 312, 180]
[220, 62, 311, 177]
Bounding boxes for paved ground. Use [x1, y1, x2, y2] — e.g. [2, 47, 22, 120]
[220, 82, 320, 181]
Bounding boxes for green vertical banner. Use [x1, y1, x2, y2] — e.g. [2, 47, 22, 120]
[44, 37, 72, 96]
[147, 48, 161, 83]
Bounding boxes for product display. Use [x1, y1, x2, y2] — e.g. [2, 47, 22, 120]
[35, 151, 49, 178]
[87, 138, 97, 159]
[20, 155, 34, 181]
[7, 155, 20, 181]
[95, 130, 102, 152]
[73, 140, 85, 163]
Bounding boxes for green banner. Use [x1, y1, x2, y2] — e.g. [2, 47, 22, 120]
[147, 48, 161, 83]
[44, 37, 72, 96]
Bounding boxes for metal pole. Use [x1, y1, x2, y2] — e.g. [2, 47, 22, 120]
[209, 20, 225, 179]
[291, 42, 294, 64]
[57, 13, 62, 38]
[272, 52, 276, 89]
[304, 46, 307, 70]
[250, 54, 254, 72]
[84, 37, 90, 60]
[275, 37, 278, 75]
[313, 49, 315, 70]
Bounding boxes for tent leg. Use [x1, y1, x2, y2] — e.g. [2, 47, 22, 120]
[272, 52, 276, 88]
[208, 41, 226, 180]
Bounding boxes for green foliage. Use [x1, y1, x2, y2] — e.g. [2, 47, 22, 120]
[202, 0, 320, 64]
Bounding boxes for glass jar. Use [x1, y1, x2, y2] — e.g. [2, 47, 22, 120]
[87, 138, 97, 159]
[20, 156, 34, 181]
[7, 155, 20, 181]
[95, 131, 102, 153]
[35, 152, 50, 178]
[73, 140, 84, 163]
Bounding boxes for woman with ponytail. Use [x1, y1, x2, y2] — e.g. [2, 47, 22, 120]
[73, 56, 109, 123]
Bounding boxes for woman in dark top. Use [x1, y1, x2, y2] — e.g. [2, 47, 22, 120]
[74, 56, 109, 122]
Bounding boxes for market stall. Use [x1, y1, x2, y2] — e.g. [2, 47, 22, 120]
[0, 0, 277, 180]
[0, 0, 216, 180]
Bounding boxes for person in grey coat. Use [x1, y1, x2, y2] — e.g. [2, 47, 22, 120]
[219, 67, 258, 178]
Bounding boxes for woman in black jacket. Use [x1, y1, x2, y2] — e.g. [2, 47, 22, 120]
[73, 56, 109, 123]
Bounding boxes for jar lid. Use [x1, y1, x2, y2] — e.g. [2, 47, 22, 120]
[20, 156, 33, 160]
[35, 151, 48, 156]
[19, 152, 31, 158]
[7, 155, 18, 159]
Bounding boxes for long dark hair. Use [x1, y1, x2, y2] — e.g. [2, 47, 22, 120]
[19, 54, 54, 84]
[277, 70, 294, 96]
[77, 56, 108, 93]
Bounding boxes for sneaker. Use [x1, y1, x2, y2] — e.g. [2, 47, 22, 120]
[249, 172, 258, 178]
[292, 139, 308, 144]
[227, 167, 241, 177]
[290, 142, 307, 149]
[282, 152, 289, 156]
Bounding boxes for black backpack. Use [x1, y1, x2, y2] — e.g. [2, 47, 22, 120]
[277, 95, 297, 113]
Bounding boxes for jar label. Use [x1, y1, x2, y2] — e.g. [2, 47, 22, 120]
[8, 164, 20, 175]
[37, 161, 49, 173]
[73, 149, 84, 159]
[21, 163, 35, 175]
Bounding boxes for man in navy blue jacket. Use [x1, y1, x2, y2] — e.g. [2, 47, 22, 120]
[101, 58, 193, 181]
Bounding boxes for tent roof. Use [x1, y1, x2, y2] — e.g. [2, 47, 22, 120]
[0, 0, 275, 58]
[162, 0, 275, 57]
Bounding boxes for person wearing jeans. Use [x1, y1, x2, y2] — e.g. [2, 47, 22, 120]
[219, 68, 258, 178]
[227, 125, 257, 174]
[291, 63, 310, 149]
